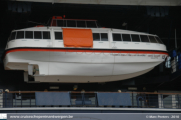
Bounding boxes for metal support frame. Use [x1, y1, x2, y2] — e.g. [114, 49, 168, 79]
[1, 92, 181, 109]
[13, 0, 181, 6]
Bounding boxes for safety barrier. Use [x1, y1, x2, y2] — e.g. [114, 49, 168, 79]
[0, 91, 181, 109]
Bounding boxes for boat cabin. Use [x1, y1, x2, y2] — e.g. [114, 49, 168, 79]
[6, 16, 166, 51]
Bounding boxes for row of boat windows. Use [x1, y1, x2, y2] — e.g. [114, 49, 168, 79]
[10, 31, 51, 40]
[9, 31, 65, 40]
[9, 31, 108, 41]
[52, 20, 98, 28]
[93, 33, 162, 44]
[9, 31, 163, 44]
[112, 33, 163, 43]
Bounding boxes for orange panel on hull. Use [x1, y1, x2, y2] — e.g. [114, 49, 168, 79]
[62, 28, 93, 47]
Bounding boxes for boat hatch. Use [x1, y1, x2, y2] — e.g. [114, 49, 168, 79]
[62, 28, 93, 47]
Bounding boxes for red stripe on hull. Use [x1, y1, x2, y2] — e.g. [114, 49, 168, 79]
[5, 48, 168, 56]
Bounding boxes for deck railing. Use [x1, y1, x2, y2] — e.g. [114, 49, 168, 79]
[0, 91, 181, 109]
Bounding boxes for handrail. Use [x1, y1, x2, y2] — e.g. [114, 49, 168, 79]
[2, 91, 181, 95]
[1, 91, 181, 109]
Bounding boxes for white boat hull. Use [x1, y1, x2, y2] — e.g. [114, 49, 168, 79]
[4, 48, 167, 83]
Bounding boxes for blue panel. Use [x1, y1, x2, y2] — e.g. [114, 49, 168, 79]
[97, 93, 132, 106]
[35, 92, 71, 105]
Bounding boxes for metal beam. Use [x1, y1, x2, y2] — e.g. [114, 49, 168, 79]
[12, 0, 181, 6]
[178, 0, 181, 5]
[1, 107, 181, 111]
[138, 0, 143, 5]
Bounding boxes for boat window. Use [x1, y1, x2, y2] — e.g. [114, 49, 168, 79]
[57, 20, 66, 27]
[93, 33, 100, 41]
[140, 35, 149, 42]
[55, 32, 63, 40]
[16, 31, 24, 39]
[34, 31, 42, 39]
[155, 36, 163, 44]
[122, 34, 131, 42]
[67, 20, 76, 27]
[77, 21, 86, 27]
[10, 32, 16, 40]
[101, 33, 108, 41]
[43, 31, 51, 39]
[113, 34, 122, 41]
[149, 36, 157, 43]
[86, 21, 97, 28]
[131, 34, 140, 42]
[25, 31, 33, 39]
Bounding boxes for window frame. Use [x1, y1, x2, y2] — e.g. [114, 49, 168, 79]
[100, 33, 108, 41]
[42, 31, 51, 40]
[25, 31, 34, 39]
[16, 31, 25, 39]
[92, 32, 108, 41]
[92, 33, 101, 41]
[140, 35, 150, 43]
[34, 31, 42, 39]
[131, 34, 141, 42]
[122, 34, 132, 42]
[54, 31, 63, 40]
[155, 36, 163, 44]
[146, 35, 151, 43]
[112, 33, 122, 42]
[9, 31, 17, 41]
[148, 35, 158, 43]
